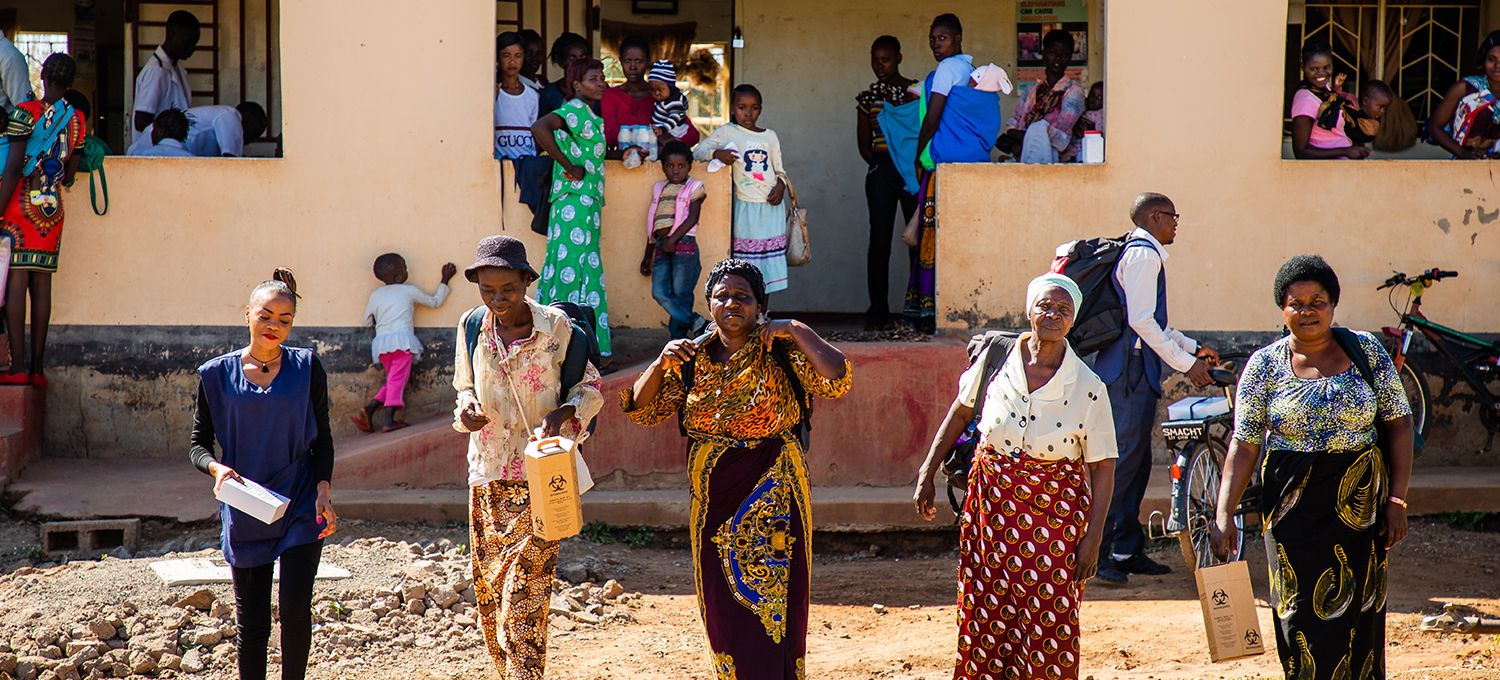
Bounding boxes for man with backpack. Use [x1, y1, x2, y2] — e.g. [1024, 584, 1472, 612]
[451, 235, 603, 679]
[1091, 192, 1218, 584]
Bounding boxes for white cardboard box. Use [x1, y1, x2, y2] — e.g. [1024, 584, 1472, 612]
[216, 477, 290, 525]
[1167, 396, 1231, 421]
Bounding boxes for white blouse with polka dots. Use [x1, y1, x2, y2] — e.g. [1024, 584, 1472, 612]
[957, 334, 1119, 463]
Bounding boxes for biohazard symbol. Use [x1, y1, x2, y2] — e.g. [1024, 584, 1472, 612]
[1212, 589, 1229, 606]
[1245, 629, 1261, 646]
[550, 474, 568, 492]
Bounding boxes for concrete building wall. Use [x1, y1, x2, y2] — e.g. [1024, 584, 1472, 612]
[26, 0, 1500, 465]
[935, 1, 1499, 337]
[40, 0, 731, 457]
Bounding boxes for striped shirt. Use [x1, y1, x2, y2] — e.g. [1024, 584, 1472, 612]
[653, 94, 689, 137]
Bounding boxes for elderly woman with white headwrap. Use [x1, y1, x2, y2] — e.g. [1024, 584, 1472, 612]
[914, 273, 1118, 680]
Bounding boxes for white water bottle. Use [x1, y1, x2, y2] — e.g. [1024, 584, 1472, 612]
[1081, 131, 1104, 164]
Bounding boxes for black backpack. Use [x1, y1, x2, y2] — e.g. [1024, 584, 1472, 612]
[463, 302, 601, 433]
[678, 331, 811, 450]
[940, 330, 1020, 517]
[1050, 235, 1154, 355]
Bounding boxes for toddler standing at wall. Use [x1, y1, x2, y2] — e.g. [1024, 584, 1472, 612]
[353, 254, 457, 433]
[694, 84, 790, 293]
[639, 140, 708, 339]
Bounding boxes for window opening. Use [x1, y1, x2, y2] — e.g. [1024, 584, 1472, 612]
[1285, 0, 1481, 159]
[16, 32, 70, 97]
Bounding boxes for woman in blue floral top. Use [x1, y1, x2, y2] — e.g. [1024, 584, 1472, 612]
[1212, 255, 1414, 680]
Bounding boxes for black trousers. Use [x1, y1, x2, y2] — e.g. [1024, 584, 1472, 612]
[231, 539, 324, 680]
[1102, 351, 1158, 560]
[865, 154, 918, 327]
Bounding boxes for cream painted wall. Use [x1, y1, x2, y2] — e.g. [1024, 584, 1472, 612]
[52, 0, 730, 333]
[739, 0, 1105, 313]
[938, 1, 1500, 335]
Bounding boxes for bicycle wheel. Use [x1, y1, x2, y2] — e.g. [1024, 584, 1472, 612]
[1398, 361, 1430, 440]
[1182, 437, 1241, 570]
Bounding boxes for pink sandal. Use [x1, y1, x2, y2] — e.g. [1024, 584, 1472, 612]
[349, 411, 374, 433]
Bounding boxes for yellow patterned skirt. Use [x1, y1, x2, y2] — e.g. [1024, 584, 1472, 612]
[469, 480, 560, 680]
[1261, 446, 1389, 680]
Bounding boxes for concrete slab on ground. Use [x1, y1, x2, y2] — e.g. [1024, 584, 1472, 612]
[10, 458, 1500, 529]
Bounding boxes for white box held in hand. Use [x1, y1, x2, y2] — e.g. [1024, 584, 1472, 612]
[216, 477, 290, 525]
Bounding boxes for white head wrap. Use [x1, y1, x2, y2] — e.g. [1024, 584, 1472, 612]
[1026, 273, 1083, 317]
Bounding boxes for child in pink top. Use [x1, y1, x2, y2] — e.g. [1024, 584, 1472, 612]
[639, 140, 708, 339]
[1290, 39, 1370, 160]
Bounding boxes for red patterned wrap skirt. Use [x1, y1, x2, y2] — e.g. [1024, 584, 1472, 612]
[953, 448, 1091, 680]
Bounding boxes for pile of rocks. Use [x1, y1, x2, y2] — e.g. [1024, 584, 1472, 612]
[547, 578, 638, 631]
[0, 537, 645, 680]
[0, 588, 237, 680]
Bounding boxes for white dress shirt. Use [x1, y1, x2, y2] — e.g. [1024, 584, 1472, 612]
[127, 105, 244, 157]
[958, 333, 1119, 463]
[1112, 227, 1200, 373]
[132, 138, 195, 157]
[363, 282, 451, 362]
[133, 47, 192, 142]
[0, 34, 32, 113]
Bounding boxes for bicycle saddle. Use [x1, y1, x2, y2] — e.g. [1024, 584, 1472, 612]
[1209, 368, 1237, 387]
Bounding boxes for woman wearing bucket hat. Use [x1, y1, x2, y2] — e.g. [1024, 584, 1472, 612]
[451, 235, 603, 679]
[914, 273, 1118, 680]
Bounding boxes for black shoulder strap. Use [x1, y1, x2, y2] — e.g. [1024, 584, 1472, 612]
[677, 330, 714, 438]
[973, 334, 1018, 419]
[463, 306, 486, 379]
[1330, 326, 1424, 455]
[558, 319, 597, 433]
[769, 339, 812, 450]
[1331, 327, 1377, 391]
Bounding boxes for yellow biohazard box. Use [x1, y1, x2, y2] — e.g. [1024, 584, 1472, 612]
[1194, 559, 1267, 662]
[524, 436, 583, 541]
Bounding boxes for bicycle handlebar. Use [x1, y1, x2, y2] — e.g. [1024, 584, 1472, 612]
[1378, 268, 1459, 290]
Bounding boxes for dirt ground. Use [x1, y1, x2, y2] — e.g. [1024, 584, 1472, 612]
[1, 514, 1497, 680]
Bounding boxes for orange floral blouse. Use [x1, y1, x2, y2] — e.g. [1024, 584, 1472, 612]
[621, 332, 851, 440]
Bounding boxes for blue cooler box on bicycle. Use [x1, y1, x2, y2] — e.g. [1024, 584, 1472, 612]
[1167, 396, 1230, 421]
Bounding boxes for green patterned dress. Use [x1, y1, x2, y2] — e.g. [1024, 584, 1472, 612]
[538, 98, 611, 355]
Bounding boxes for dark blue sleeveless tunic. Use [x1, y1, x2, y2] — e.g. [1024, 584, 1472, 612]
[198, 346, 322, 568]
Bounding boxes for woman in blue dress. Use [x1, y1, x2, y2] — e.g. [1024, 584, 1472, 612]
[188, 268, 338, 680]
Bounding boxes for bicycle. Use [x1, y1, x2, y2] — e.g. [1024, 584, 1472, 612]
[1378, 268, 1500, 439]
[1161, 355, 1259, 571]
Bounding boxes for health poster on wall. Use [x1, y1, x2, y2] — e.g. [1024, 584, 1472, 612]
[1016, 0, 1089, 84]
